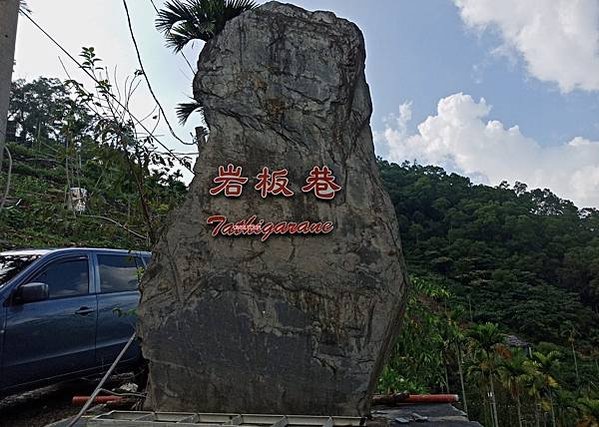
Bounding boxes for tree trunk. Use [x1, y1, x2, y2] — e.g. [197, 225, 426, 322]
[516, 391, 523, 427]
[124, 152, 156, 245]
[36, 118, 41, 151]
[65, 138, 71, 209]
[571, 340, 580, 385]
[489, 374, 500, 427]
[444, 360, 450, 393]
[482, 388, 491, 427]
[457, 344, 468, 414]
[549, 394, 556, 427]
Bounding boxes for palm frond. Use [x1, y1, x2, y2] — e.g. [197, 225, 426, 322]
[176, 101, 203, 125]
[156, 0, 257, 51]
[155, 0, 194, 34]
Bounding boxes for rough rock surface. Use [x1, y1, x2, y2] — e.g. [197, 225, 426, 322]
[138, 1, 408, 416]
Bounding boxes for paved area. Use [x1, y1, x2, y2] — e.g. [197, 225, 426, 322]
[373, 404, 483, 426]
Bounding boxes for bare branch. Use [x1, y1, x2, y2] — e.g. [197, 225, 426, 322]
[84, 214, 148, 241]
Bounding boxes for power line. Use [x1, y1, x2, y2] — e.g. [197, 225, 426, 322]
[148, 0, 159, 13]
[122, 0, 195, 147]
[145, 0, 196, 81]
[19, 10, 196, 175]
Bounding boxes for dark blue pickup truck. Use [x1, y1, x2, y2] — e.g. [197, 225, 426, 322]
[0, 248, 149, 397]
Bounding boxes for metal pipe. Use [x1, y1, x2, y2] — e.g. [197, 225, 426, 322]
[67, 333, 137, 427]
[404, 394, 459, 404]
[72, 396, 124, 406]
[371, 393, 459, 405]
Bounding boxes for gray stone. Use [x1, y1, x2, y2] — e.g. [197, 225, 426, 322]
[138, 1, 408, 416]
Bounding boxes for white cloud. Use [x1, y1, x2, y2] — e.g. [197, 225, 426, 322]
[374, 93, 599, 208]
[454, 0, 599, 92]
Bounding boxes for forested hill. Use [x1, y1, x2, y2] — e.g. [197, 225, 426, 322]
[380, 160, 599, 350]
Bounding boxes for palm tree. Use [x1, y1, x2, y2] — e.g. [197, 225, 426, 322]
[466, 350, 496, 427]
[531, 350, 561, 426]
[444, 306, 469, 414]
[498, 348, 528, 427]
[553, 389, 577, 426]
[156, 0, 256, 52]
[521, 360, 545, 427]
[467, 323, 503, 427]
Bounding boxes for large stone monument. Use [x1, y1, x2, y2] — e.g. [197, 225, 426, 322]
[138, 1, 409, 416]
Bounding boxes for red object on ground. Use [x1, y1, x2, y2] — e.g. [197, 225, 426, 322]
[403, 394, 459, 403]
[71, 395, 124, 406]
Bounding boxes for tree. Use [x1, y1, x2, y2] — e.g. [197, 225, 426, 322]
[8, 78, 92, 146]
[156, 0, 256, 51]
[498, 348, 528, 427]
[65, 47, 190, 244]
[530, 350, 561, 426]
[467, 323, 503, 427]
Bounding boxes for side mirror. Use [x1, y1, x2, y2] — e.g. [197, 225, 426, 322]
[14, 282, 49, 304]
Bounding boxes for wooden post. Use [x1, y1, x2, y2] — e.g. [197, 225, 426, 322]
[0, 0, 19, 170]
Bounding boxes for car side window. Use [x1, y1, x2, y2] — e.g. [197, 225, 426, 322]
[98, 254, 141, 293]
[32, 258, 89, 299]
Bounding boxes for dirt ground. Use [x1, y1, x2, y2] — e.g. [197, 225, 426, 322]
[0, 381, 95, 427]
[0, 374, 138, 427]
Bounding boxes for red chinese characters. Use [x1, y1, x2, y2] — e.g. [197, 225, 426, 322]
[301, 165, 342, 200]
[209, 164, 249, 197]
[209, 164, 342, 200]
[254, 167, 294, 198]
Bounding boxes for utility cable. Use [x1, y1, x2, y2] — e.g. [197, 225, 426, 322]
[20, 10, 196, 175]
[122, 0, 196, 146]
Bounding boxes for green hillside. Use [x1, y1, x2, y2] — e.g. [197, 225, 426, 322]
[381, 160, 599, 349]
[379, 160, 599, 426]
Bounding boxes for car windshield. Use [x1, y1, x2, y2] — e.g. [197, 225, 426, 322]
[0, 254, 41, 289]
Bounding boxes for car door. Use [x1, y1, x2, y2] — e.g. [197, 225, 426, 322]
[94, 253, 141, 367]
[1, 255, 97, 389]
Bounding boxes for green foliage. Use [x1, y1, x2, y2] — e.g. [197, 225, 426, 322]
[577, 398, 599, 426]
[378, 275, 451, 394]
[156, 0, 256, 51]
[8, 77, 93, 144]
[380, 160, 599, 426]
[379, 160, 599, 350]
[1, 75, 188, 251]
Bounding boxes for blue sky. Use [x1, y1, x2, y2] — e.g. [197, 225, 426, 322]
[13, 0, 599, 207]
[332, 0, 599, 144]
